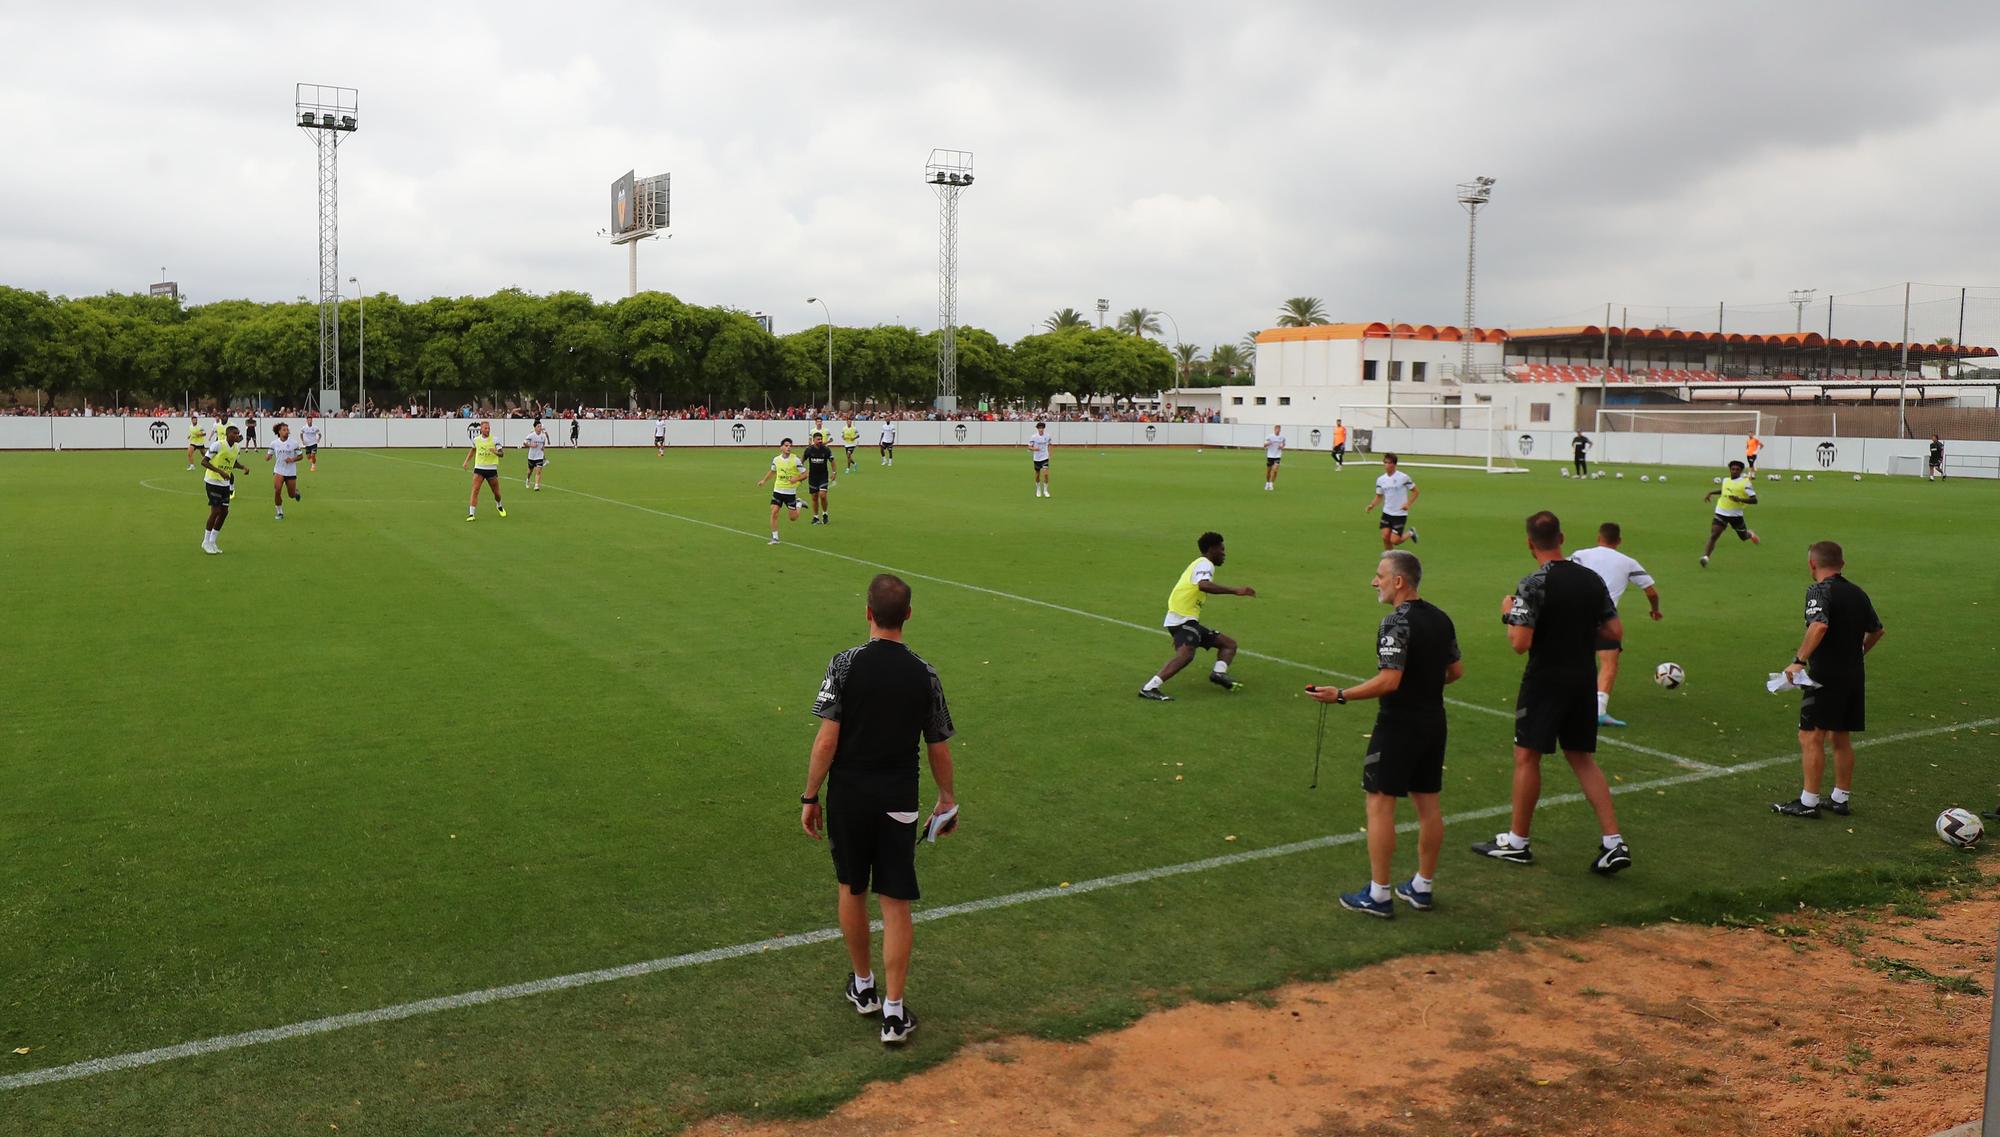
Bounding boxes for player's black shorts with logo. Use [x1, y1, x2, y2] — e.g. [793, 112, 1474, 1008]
[1266, 455, 1281, 468]
[304, 444, 318, 455]
[527, 458, 545, 469]
[474, 467, 499, 484]
[1167, 620, 1222, 651]
[1362, 709, 1447, 796]
[808, 476, 829, 492]
[772, 491, 799, 508]
[880, 442, 894, 453]
[1800, 679, 1865, 732]
[1379, 512, 1409, 534]
[826, 786, 920, 900]
[1033, 458, 1048, 471]
[1713, 512, 1749, 536]
[1514, 680, 1598, 754]
[205, 482, 232, 508]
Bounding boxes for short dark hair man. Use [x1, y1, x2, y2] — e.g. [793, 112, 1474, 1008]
[1928, 434, 1946, 481]
[1772, 542, 1885, 819]
[800, 574, 957, 1046]
[1310, 551, 1463, 917]
[1362, 453, 1420, 550]
[803, 432, 837, 525]
[1567, 522, 1662, 728]
[1571, 432, 1591, 478]
[1474, 511, 1632, 874]
[1331, 419, 1348, 468]
[1139, 531, 1255, 700]
[1700, 460, 1759, 567]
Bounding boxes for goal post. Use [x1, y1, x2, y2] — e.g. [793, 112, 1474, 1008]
[1594, 408, 1763, 437]
[1333, 401, 1527, 473]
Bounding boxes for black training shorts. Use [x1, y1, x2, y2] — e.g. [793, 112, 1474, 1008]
[808, 477, 829, 493]
[1514, 680, 1599, 755]
[1266, 456, 1282, 468]
[827, 792, 920, 900]
[204, 482, 232, 508]
[772, 491, 799, 508]
[1713, 513, 1749, 537]
[1168, 621, 1222, 651]
[474, 467, 499, 484]
[304, 444, 319, 455]
[1362, 710, 1447, 797]
[1595, 637, 1622, 652]
[1033, 459, 1049, 471]
[1800, 679, 1866, 733]
[1379, 512, 1409, 534]
[528, 457, 546, 469]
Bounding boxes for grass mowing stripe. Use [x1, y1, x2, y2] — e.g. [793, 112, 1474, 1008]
[7, 713, 1988, 1094]
[364, 452, 1710, 771]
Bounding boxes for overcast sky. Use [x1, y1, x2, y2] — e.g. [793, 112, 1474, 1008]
[5, 0, 2000, 350]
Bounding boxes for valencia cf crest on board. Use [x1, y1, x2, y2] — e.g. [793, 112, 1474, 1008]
[148, 420, 169, 444]
[1144, 424, 1157, 441]
[731, 422, 747, 442]
[1517, 434, 1535, 456]
[1816, 441, 1836, 467]
[953, 424, 968, 441]
[1308, 428, 1321, 446]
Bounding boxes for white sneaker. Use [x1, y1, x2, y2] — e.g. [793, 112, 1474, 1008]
[769, 536, 780, 545]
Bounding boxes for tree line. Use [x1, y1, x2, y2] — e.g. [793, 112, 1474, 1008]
[0, 286, 1176, 411]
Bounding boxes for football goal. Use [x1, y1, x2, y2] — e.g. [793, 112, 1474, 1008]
[1334, 401, 1527, 473]
[1594, 408, 1763, 437]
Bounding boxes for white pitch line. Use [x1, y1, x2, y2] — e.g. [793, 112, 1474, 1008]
[6, 713, 1990, 1093]
[363, 452, 1711, 770]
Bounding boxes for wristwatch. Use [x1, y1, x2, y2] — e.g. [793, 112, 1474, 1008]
[800, 794, 819, 805]
[1791, 657, 1806, 667]
[1334, 689, 1347, 704]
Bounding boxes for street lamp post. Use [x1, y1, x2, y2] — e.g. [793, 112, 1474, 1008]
[807, 297, 833, 411]
[1156, 309, 1182, 391]
[348, 276, 365, 416]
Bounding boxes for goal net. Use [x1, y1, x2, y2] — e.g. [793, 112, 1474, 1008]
[1594, 408, 1763, 437]
[1334, 401, 1527, 473]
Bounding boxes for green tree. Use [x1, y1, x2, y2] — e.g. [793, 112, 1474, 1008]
[1115, 307, 1163, 337]
[1276, 297, 1330, 327]
[1042, 307, 1090, 332]
[1208, 343, 1249, 380]
[1172, 342, 1205, 385]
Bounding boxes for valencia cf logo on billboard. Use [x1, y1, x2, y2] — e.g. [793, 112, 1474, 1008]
[1816, 441, 1837, 467]
[730, 422, 747, 442]
[466, 422, 480, 441]
[1518, 434, 1535, 456]
[1308, 428, 1321, 446]
[148, 420, 169, 444]
[1144, 424, 1157, 441]
[953, 424, 967, 441]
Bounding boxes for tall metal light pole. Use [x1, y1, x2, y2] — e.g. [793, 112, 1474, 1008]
[807, 297, 833, 410]
[1157, 309, 1182, 388]
[1095, 298, 1109, 328]
[348, 276, 365, 416]
[1788, 288, 1817, 334]
[925, 149, 974, 413]
[296, 84, 358, 415]
[1456, 176, 1495, 382]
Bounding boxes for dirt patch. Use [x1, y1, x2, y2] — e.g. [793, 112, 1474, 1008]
[689, 873, 1996, 1137]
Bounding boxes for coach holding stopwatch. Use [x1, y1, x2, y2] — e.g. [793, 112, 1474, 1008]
[800, 572, 957, 1047]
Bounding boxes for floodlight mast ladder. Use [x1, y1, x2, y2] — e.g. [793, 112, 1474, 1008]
[1456, 176, 1495, 382]
[926, 150, 973, 413]
[297, 84, 358, 416]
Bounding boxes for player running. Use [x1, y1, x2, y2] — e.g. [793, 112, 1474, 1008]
[1331, 419, 1348, 469]
[1262, 426, 1286, 490]
[185, 414, 207, 470]
[523, 419, 551, 490]
[653, 416, 667, 457]
[199, 425, 249, 554]
[1928, 434, 1946, 480]
[461, 421, 507, 521]
[841, 419, 861, 473]
[1699, 459, 1758, 566]
[803, 432, 837, 525]
[1363, 453, 1420, 549]
[300, 415, 322, 472]
[1028, 421, 1053, 498]
[1138, 531, 1255, 701]
[1568, 522, 1662, 727]
[879, 420, 897, 466]
[265, 422, 305, 520]
[757, 437, 806, 543]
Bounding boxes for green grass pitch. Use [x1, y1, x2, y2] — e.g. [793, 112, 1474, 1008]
[0, 443, 1993, 1134]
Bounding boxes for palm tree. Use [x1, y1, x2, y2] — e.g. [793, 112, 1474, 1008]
[1239, 332, 1260, 357]
[1276, 297, 1330, 327]
[1209, 343, 1248, 379]
[1173, 342, 1205, 384]
[1043, 307, 1090, 332]
[1116, 307, 1163, 337]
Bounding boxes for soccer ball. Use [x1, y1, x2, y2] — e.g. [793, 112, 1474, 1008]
[1852, 474, 1861, 481]
[1768, 474, 1779, 481]
[1640, 475, 1650, 483]
[1615, 472, 1624, 479]
[1937, 808, 1984, 848]
[1806, 475, 1815, 482]
[1561, 468, 1571, 478]
[1658, 475, 1668, 483]
[1653, 662, 1685, 689]
[1712, 476, 1722, 484]
[1793, 475, 1801, 481]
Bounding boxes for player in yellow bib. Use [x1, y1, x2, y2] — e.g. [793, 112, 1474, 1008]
[1138, 531, 1256, 700]
[185, 415, 208, 470]
[1699, 459, 1758, 567]
[841, 420, 861, 473]
[460, 421, 508, 521]
[756, 437, 806, 544]
[198, 425, 250, 554]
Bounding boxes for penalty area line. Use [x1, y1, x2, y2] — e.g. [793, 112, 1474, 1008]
[5, 713, 1991, 1093]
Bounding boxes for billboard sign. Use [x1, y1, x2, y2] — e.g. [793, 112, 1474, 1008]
[148, 281, 179, 301]
[611, 171, 637, 233]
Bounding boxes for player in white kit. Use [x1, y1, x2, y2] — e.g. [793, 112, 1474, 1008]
[1028, 422, 1053, 497]
[1362, 453, 1420, 549]
[1262, 428, 1286, 490]
[879, 421, 897, 466]
[299, 416, 323, 472]
[523, 420, 551, 490]
[265, 422, 305, 520]
[1566, 522, 1662, 727]
[653, 417, 667, 457]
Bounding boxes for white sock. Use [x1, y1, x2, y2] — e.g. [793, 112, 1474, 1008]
[1505, 831, 1528, 849]
[771, 530, 779, 539]
[1597, 691, 1609, 716]
[854, 972, 874, 989]
[467, 506, 475, 515]
[1142, 675, 1163, 692]
[883, 997, 904, 1019]
[1830, 788, 1850, 804]
[1601, 833, 1623, 851]
[1213, 661, 1228, 674]
[1411, 873, 1433, 892]
[1369, 881, 1392, 903]
[1800, 790, 1821, 807]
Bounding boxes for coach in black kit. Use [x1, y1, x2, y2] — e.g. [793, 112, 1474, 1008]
[1772, 540, 1884, 819]
[1474, 511, 1633, 875]
[800, 574, 957, 1046]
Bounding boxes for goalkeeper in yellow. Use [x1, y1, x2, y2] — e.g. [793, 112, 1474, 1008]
[1699, 459, 1760, 567]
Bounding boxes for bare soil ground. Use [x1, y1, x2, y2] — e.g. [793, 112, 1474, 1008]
[690, 871, 1995, 1137]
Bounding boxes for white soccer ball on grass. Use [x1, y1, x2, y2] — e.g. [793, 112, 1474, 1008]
[1937, 808, 1984, 848]
[1653, 662, 1685, 689]
[1640, 475, 1650, 482]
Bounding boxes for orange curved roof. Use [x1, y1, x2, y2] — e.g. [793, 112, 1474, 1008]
[1255, 323, 1509, 344]
[1255, 323, 1991, 356]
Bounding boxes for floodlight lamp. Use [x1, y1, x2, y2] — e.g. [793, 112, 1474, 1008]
[806, 296, 818, 303]
[341, 115, 356, 130]
[961, 174, 973, 185]
[299, 111, 314, 126]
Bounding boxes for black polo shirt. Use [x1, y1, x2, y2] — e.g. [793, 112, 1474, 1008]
[813, 639, 955, 808]
[803, 443, 835, 483]
[1804, 574, 1882, 685]
[1505, 559, 1617, 687]
[1376, 599, 1460, 715]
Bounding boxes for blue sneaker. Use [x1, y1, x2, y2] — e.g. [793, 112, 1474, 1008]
[1393, 879, 1434, 911]
[1596, 713, 1627, 727]
[1337, 886, 1394, 919]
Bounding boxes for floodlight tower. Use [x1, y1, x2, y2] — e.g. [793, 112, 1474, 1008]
[296, 84, 358, 415]
[601, 170, 672, 297]
[1456, 175, 1495, 382]
[925, 149, 974, 413]
[1788, 288, 1817, 333]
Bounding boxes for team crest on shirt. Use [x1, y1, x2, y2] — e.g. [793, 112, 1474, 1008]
[1816, 441, 1836, 467]
[731, 422, 747, 442]
[1517, 434, 1535, 455]
[953, 424, 968, 442]
[1144, 424, 1157, 441]
[148, 420, 169, 444]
